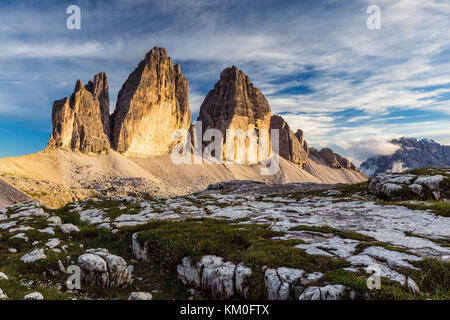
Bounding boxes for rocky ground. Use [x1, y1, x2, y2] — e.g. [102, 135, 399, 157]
[0, 176, 448, 300]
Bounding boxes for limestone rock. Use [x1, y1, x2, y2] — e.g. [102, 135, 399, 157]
[128, 292, 153, 300]
[111, 47, 191, 156]
[0, 272, 8, 280]
[24, 292, 44, 300]
[0, 288, 7, 300]
[77, 248, 131, 288]
[197, 66, 271, 163]
[270, 115, 308, 167]
[264, 267, 305, 300]
[298, 285, 346, 300]
[48, 74, 111, 154]
[59, 223, 80, 234]
[20, 249, 46, 263]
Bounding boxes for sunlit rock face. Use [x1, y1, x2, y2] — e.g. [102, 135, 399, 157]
[270, 115, 309, 168]
[111, 47, 191, 157]
[197, 66, 271, 163]
[47, 74, 111, 154]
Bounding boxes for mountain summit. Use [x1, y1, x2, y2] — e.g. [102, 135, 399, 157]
[360, 137, 450, 175]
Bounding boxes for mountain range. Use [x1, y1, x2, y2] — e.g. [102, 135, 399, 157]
[360, 137, 450, 176]
[0, 47, 366, 208]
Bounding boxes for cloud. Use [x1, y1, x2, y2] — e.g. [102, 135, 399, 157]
[337, 136, 401, 162]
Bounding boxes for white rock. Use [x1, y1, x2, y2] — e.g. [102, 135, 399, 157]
[47, 216, 62, 226]
[11, 233, 28, 242]
[299, 286, 321, 300]
[78, 249, 131, 288]
[408, 184, 423, 195]
[24, 292, 44, 300]
[128, 292, 153, 300]
[235, 264, 252, 299]
[38, 227, 55, 236]
[0, 272, 8, 280]
[0, 221, 17, 230]
[20, 249, 46, 263]
[415, 175, 444, 190]
[406, 277, 420, 294]
[0, 288, 7, 300]
[45, 238, 61, 249]
[381, 183, 402, 197]
[8, 248, 17, 253]
[59, 223, 80, 234]
[177, 256, 201, 288]
[132, 232, 150, 262]
[299, 285, 346, 300]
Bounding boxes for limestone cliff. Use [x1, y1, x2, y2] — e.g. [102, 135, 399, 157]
[270, 115, 308, 168]
[111, 47, 191, 157]
[197, 66, 271, 162]
[47, 74, 111, 154]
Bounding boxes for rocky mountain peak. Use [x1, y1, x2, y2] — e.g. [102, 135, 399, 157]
[111, 47, 191, 156]
[197, 66, 271, 162]
[360, 137, 450, 175]
[47, 73, 111, 154]
[270, 115, 309, 167]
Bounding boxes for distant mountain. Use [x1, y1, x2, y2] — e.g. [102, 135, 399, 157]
[360, 137, 450, 176]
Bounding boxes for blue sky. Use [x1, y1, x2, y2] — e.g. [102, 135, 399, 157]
[0, 0, 449, 164]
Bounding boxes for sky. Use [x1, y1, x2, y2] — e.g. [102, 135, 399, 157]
[0, 0, 449, 165]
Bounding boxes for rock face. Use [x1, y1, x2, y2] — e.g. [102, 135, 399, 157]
[77, 248, 131, 288]
[47, 74, 111, 154]
[295, 129, 309, 152]
[197, 66, 271, 162]
[368, 168, 449, 201]
[309, 147, 359, 172]
[270, 115, 308, 167]
[111, 47, 191, 156]
[361, 137, 450, 176]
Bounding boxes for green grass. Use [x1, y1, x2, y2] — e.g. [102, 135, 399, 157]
[289, 225, 375, 242]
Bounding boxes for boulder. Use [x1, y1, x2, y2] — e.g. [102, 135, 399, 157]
[23, 292, 44, 300]
[20, 249, 46, 263]
[0, 288, 7, 300]
[59, 223, 80, 234]
[77, 248, 131, 288]
[128, 292, 153, 300]
[111, 47, 191, 156]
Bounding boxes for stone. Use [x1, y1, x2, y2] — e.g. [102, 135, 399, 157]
[406, 277, 420, 294]
[38, 227, 55, 236]
[45, 238, 61, 249]
[111, 47, 191, 156]
[0, 272, 8, 280]
[270, 115, 308, 167]
[299, 285, 346, 300]
[24, 292, 44, 300]
[59, 223, 80, 234]
[0, 288, 7, 300]
[128, 292, 153, 300]
[8, 248, 17, 254]
[21, 249, 46, 263]
[132, 232, 150, 262]
[77, 249, 131, 288]
[197, 66, 271, 163]
[47, 216, 62, 226]
[47, 74, 111, 154]
[264, 267, 304, 300]
[235, 263, 252, 299]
